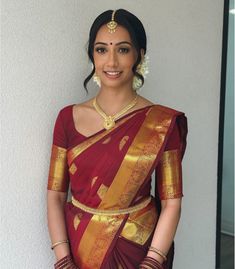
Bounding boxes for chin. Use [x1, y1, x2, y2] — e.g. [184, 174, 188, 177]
[101, 78, 133, 89]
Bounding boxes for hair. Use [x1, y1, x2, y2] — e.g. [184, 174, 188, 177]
[83, 9, 147, 92]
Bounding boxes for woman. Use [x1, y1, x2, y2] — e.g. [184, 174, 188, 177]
[47, 9, 187, 269]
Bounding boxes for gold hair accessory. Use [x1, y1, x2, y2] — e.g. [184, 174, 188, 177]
[107, 10, 118, 33]
[93, 94, 138, 130]
[51, 239, 69, 250]
[148, 246, 167, 261]
[133, 55, 149, 91]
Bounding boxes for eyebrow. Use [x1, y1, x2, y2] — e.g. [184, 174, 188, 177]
[94, 41, 132, 46]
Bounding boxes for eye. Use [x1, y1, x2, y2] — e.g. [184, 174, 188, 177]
[95, 47, 107, 54]
[118, 47, 130, 54]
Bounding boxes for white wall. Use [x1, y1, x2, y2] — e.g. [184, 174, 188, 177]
[1, 1, 224, 268]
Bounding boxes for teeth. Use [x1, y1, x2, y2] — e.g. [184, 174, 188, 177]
[105, 71, 121, 75]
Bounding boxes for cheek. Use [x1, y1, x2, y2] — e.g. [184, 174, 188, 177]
[93, 55, 107, 70]
[93, 59, 102, 70]
[125, 57, 136, 70]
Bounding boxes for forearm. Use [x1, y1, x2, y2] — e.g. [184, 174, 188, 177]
[47, 191, 70, 260]
[147, 203, 181, 263]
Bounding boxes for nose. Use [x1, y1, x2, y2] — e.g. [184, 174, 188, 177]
[106, 50, 118, 68]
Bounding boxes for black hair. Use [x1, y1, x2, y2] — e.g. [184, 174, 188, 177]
[83, 9, 147, 92]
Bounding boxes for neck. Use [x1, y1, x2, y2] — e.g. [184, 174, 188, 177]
[96, 86, 137, 115]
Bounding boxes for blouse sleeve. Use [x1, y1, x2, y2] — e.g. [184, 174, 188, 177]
[47, 110, 70, 192]
[155, 115, 187, 200]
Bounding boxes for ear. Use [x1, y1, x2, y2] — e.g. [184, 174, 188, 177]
[140, 49, 145, 62]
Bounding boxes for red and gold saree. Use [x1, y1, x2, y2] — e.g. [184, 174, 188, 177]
[47, 104, 187, 269]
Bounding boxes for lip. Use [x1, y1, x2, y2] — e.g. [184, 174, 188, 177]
[103, 71, 122, 79]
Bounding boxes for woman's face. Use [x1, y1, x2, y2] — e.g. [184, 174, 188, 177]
[93, 24, 138, 89]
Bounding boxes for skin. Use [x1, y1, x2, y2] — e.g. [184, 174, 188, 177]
[47, 23, 182, 265]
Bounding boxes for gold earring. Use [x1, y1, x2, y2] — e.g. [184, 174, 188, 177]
[93, 72, 101, 87]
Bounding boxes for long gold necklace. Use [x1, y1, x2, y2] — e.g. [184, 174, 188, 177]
[93, 94, 138, 130]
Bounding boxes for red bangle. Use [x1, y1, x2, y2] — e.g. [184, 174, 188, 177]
[139, 256, 164, 269]
[54, 254, 78, 269]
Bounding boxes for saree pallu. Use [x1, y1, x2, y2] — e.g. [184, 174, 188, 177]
[47, 104, 187, 269]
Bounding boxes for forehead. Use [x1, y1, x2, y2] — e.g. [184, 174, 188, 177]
[95, 24, 132, 43]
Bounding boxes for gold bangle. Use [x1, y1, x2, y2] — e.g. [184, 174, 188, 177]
[148, 246, 167, 261]
[51, 239, 69, 250]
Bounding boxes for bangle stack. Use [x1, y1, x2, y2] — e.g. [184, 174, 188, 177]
[51, 239, 69, 250]
[54, 254, 77, 269]
[139, 256, 164, 269]
[148, 246, 167, 262]
[139, 246, 167, 269]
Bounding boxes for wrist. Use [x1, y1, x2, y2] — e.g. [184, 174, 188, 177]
[54, 254, 77, 269]
[147, 251, 164, 264]
[53, 242, 70, 261]
[139, 256, 164, 269]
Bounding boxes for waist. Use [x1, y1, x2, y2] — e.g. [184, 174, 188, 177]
[71, 196, 152, 216]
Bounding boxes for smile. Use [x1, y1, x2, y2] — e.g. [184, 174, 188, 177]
[104, 71, 122, 79]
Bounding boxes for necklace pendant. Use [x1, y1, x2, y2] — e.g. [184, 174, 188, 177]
[104, 117, 115, 130]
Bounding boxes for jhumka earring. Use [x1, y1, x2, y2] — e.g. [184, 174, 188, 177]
[107, 10, 117, 33]
[133, 55, 149, 91]
[91, 63, 101, 87]
[93, 72, 101, 87]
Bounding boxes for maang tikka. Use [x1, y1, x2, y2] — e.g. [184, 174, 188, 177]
[107, 10, 117, 33]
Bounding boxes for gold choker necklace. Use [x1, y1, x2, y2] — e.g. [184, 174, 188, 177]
[93, 95, 138, 130]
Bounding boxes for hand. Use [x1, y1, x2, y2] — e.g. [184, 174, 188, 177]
[139, 256, 164, 269]
[54, 254, 79, 269]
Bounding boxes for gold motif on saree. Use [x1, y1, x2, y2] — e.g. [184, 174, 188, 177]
[119, 136, 129, 151]
[47, 145, 68, 192]
[91, 176, 98, 187]
[73, 213, 83, 230]
[69, 163, 77, 175]
[102, 136, 111, 144]
[157, 149, 183, 199]
[97, 184, 108, 200]
[120, 200, 158, 245]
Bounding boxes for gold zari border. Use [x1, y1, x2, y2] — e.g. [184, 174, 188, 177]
[157, 149, 183, 199]
[120, 199, 158, 245]
[47, 144, 69, 192]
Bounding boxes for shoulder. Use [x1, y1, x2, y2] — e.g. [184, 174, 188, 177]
[136, 96, 185, 116]
[136, 95, 154, 108]
[58, 99, 93, 117]
[152, 104, 185, 117]
[55, 103, 73, 115]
